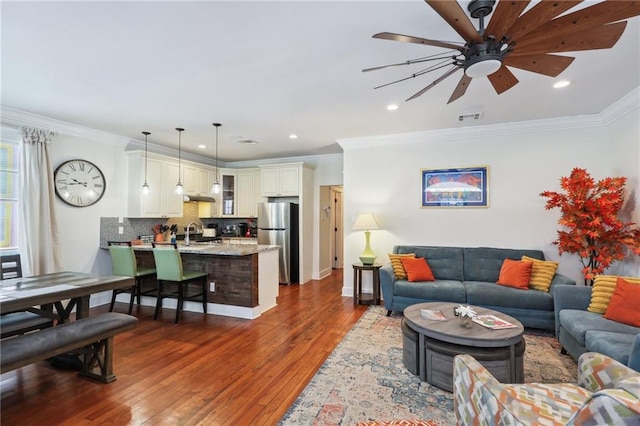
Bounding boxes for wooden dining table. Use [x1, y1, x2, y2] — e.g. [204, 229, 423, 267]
[0, 271, 135, 321]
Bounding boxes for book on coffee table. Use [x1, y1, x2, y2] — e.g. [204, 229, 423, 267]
[472, 314, 517, 329]
[420, 309, 447, 321]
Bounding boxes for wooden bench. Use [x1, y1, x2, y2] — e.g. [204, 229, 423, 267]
[0, 312, 138, 383]
[1, 311, 54, 339]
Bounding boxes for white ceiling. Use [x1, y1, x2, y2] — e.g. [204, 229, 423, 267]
[2, 1, 639, 162]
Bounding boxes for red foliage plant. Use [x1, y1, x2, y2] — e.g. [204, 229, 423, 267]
[540, 168, 640, 285]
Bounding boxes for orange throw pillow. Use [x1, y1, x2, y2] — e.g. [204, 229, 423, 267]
[496, 259, 533, 290]
[603, 277, 640, 327]
[400, 257, 435, 282]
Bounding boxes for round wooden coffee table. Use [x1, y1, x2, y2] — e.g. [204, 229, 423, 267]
[403, 302, 525, 392]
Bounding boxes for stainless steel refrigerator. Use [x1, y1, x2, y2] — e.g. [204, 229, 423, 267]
[257, 202, 299, 284]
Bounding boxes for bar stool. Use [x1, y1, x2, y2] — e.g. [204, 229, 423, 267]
[152, 243, 208, 324]
[107, 241, 157, 315]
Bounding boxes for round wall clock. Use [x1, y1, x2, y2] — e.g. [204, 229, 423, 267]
[54, 159, 106, 207]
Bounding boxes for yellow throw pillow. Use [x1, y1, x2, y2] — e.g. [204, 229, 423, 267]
[388, 253, 415, 280]
[522, 255, 559, 292]
[588, 275, 640, 314]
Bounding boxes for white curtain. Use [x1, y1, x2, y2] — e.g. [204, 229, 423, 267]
[18, 127, 62, 276]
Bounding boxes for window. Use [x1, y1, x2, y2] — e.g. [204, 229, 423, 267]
[0, 137, 19, 253]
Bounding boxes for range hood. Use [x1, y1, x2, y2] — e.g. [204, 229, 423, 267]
[182, 195, 217, 203]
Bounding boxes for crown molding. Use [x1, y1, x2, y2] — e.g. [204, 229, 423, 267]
[0, 106, 130, 146]
[226, 153, 343, 169]
[338, 114, 604, 149]
[339, 89, 640, 150]
[601, 86, 640, 125]
[125, 139, 224, 167]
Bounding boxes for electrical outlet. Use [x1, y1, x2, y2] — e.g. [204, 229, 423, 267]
[209, 281, 216, 292]
[118, 226, 124, 235]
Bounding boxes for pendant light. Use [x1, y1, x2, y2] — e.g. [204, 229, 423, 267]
[175, 127, 184, 195]
[211, 123, 222, 194]
[141, 131, 151, 195]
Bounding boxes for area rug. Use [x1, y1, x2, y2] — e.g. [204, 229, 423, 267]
[279, 305, 577, 426]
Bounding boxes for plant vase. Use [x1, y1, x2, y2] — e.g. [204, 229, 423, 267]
[459, 315, 473, 328]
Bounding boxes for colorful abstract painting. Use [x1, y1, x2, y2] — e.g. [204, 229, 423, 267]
[422, 166, 488, 208]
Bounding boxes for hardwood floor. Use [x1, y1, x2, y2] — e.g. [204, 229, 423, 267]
[1, 268, 368, 425]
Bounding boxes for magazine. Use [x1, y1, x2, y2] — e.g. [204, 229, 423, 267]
[420, 309, 447, 321]
[472, 314, 517, 330]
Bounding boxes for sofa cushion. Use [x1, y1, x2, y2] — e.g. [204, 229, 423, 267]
[400, 257, 435, 282]
[496, 259, 533, 289]
[588, 275, 640, 314]
[388, 253, 415, 280]
[465, 281, 554, 311]
[559, 309, 640, 346]
[394, 279, 466, 303]
[603, 277, 640, 327]
[463, 247, 544, 282]
[585, 331, 636, 366]
[394, 246, 464, 281]
[522, 255, 559, 292]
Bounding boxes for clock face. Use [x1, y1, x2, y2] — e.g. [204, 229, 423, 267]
[54, 159, 106, 207]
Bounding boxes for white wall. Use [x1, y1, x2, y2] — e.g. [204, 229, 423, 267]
[604, 93, 640, 277]
[48, 133, 131, 275]
[340, 90, 640, 292]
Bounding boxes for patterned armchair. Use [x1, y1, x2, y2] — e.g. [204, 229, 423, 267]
[453, 352, 640, 425]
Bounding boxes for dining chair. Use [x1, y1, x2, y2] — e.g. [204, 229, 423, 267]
[107, 241, 157, 315]
[0, 254, 23, 280]
[151, 243, 208, 324]
[0, 253, 53, 339]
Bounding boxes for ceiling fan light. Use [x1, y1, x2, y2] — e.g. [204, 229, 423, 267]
[465, 59, 502, 78]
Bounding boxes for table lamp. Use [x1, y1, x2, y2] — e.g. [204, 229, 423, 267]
[353, 213, 380, 265]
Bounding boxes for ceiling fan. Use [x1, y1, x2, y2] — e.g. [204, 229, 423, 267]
[364, 0, 640, 104]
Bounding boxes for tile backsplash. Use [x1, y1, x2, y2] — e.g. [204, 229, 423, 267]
[100, 203, 257, 247]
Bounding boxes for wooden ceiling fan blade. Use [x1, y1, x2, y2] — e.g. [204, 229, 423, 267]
[512, 22, 627, 56]
[506, 1, 582, 42]
[373, 32, 462, 51]
[484, 0, 531, 42]
[521, 1, 640, 46]
[424, 1, 483, 43]
[503, 54, 575, 77]
[487, 65, 519, 94]
[447, 74, 472, 104]
[406, 67, 460, 101]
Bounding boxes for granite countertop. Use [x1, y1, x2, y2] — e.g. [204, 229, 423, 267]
[130, 243, 278, 256]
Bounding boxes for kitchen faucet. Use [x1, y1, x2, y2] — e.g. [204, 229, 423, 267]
[185, 222, 199, 246]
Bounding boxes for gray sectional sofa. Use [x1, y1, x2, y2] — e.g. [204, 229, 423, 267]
[554, 284, 640, 371]
[380, 245, 576, 331]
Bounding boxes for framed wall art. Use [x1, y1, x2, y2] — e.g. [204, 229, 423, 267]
[421, 166, 489, 208]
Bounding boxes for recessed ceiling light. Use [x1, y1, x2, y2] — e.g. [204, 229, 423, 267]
[386, 104, 399, 111]
[289, 134, 298, 139]
[553, 80, 571, 89]
[198, 144, 207, 149]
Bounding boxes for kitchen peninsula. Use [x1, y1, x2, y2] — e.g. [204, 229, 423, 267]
[112, 243, 279, 320]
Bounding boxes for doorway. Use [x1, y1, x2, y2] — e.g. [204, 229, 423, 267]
[318, 185, 343, 279]
[331, 187, 343, 269]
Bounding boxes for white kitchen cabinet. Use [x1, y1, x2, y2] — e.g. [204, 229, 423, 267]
[128, 152, 183, 218]
[220, 170, 236, 216]
[260, 165, 299, 197]
[182, 165, 197, 195]
[237, 168, 262, 217]
[197, 168, 214, 195]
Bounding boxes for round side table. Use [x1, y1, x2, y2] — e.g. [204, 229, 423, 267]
[352, 263, 382, 305]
